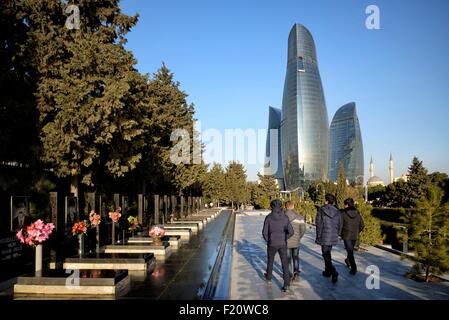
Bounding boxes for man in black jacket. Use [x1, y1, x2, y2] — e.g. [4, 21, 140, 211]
[262, 199, 294, 292]
[285, 200, 306, 281]
[341, 198, 365, 275]
[316, 194, 342, 283]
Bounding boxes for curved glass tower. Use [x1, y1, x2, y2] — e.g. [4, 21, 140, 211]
[281, 24, 329, 190]
[264, 106, 284, 189]
[329, 102, 364, 184]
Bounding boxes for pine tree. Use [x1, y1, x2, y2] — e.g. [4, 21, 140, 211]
[335, 162, 348, 209]
[0, 0, 40, 165]
[356, 199, 384, 246]
[224, 161, 247, 209]
[254, 173, 278, 209]
[294, 192, 317, 224]
[202, 163, 226, 206]
[140, 63, 197, 195]
[316, 183, 326, 206]
[409, 186, 449, 281]
[23, 0, 146, 195]
[406, 157, 431, 208]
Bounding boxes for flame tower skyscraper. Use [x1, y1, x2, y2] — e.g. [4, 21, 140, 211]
[280, 24, 329, 189]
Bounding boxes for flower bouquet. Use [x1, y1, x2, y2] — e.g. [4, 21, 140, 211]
[72, 220, 88, 255]
[109, 210, 121, 244]
[127, 216, 140, 232]
[16, 219, 55, 273]
[149, 225, 165, 245]
[72, 220, 88, 236]
[16, 219, 55, 247]
[109, 211, 121, 223]
[89, 210, 101, 228]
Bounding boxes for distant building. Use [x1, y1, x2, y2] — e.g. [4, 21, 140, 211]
[280, 23, 329, 190]
[367, 157, 385, 187]
[389, 153, 394, 185]
[329, 102, 364, 184]
[394, 172, 409, 183]
[264, 106, 284, 189]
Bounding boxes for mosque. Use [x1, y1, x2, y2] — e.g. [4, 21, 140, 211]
[367, 154, 409, 187]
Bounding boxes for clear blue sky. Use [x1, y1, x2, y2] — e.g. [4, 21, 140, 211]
[121, 0, 449, 182]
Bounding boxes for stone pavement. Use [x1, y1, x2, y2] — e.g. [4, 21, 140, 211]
[230, 212, 449, 300]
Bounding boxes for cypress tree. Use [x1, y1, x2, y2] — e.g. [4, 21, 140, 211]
[336, 162, 348, 209]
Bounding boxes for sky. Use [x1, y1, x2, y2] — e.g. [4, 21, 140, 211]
[121, 0, 449, 182]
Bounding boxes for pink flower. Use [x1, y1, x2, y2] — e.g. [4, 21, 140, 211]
[149, 226, 165, 238]
[15, 219, 55, 247]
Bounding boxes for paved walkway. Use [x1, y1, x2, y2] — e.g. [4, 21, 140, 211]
[230, 212, 449, 300]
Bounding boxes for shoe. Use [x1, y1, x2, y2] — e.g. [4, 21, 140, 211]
[349, 269, 357, 275]
[264, 273, 271, 282]
[292, 272, 299, 281]
[331, 272, 339, 283]
[322, 271, 331, 278]
[344, 258, 351, 269]
[281, 286, 290, 292]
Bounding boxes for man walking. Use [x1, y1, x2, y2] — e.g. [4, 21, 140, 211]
[315, 194, 342, 283]
[262, 199, 294, 292]
[285, 200, 306, 281]
[341, 198, 365, 275]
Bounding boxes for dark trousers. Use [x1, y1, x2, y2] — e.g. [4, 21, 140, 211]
[287, 247, 300, 275]
[266, 245, 290, 286]
[344, 240, 357, 271]
[321, 245, 337, 275]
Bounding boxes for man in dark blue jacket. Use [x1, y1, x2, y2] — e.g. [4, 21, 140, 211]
[315, 194, 342, 283]
[262, 199, 294, 292]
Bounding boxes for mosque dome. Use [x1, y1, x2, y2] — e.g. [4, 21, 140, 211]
[368, 176, 385, 187]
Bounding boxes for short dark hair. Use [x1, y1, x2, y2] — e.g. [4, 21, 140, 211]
[325, 193, 335, 205]
[270, 199, 283, 209]
[344, 198, 355, 208]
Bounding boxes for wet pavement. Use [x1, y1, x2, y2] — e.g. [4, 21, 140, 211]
[122, 209, 232, 299]
[230, 212, 449, 300]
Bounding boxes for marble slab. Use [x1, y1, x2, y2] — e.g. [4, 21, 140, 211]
[14, 269, 130, 297]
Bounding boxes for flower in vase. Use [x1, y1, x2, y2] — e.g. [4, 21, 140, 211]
[149, 225, 165, 239]
[89, 210, 101, 227]
[16, 219, 55, 247]
[108, 211, 121, 223]
[127, 216, 140, 231]
[72, 220, 88, 236]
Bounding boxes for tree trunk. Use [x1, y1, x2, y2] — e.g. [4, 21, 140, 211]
[70, 174, 78, 197]
[425, 265, 430, 282]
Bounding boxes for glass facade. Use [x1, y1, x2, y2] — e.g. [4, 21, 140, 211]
[264, 106, 284, 189]
[281, 24, 329, 190]
[329, 102, 364, 184]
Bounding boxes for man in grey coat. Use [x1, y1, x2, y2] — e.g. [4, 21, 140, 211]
[285, 200, 306, 281]
[315, 194, 342, 283]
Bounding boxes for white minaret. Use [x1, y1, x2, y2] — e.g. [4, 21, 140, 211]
[389, 153, 394, 184]
[370, 157, 374, 178]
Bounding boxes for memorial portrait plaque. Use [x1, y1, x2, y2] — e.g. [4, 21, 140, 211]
[65, 196, 79, 229]
[10, 196, 30, 232]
